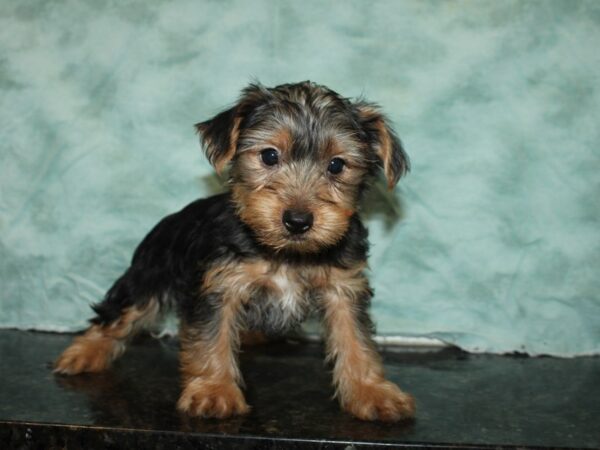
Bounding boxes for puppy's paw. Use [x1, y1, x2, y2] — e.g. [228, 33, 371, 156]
[54, 334, 122, 375]
[341, 379, 415, 422]
[177, 378, 250, 418]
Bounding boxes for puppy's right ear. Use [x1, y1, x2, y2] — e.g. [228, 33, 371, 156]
[196, 83, 269, 175]
[195, 106, 242, 176]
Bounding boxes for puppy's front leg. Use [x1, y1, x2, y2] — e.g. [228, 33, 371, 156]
[177, 291, 249, 418]
[322, 267, 415, 422]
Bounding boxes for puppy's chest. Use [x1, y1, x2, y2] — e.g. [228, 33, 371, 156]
[248, 262, 326, 333]
[215, 260, 327, 334]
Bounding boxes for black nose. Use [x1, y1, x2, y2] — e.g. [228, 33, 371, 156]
[283, 209, 313, 234]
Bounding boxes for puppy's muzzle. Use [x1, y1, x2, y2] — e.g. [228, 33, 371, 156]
[282, 209, 313, 234]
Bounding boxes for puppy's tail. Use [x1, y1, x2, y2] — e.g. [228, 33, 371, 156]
[91, 271, 138, 325]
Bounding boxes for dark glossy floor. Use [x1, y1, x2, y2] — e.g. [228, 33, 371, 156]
[0, 330, 598, 449]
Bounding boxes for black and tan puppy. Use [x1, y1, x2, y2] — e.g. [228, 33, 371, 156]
[54, 81, 415, 422]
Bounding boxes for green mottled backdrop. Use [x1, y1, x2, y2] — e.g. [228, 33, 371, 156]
[1, 0, 599, 356]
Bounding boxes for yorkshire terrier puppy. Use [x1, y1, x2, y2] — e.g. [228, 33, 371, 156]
[54, 81, 415, 422]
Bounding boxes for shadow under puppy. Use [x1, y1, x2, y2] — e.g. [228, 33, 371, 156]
[54, 81, 415, 422]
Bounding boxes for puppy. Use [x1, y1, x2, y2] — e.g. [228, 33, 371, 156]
[54, 81, 415, 422]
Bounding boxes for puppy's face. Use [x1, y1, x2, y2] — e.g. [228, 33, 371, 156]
[197, 82, 409, 254]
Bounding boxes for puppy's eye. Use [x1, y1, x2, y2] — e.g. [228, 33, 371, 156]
[260, 148, 279, 166]
[327, 157, 345, 175]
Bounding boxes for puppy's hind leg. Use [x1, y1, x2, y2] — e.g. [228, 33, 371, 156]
[54, 276, 163, 375]
[54, 299, 161, 375]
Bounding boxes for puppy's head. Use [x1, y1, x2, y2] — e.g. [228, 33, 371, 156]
[196, 81, 409, 254]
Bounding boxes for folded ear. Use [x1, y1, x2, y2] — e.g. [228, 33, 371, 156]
[196, 83, 272, 175]
[195, 106, 242, 176]
[354, 102, 410, 189]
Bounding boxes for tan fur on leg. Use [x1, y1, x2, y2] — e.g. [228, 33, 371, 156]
[323, 267, 415, 422]
[177, 316, 250, 418]
[177, 266, 252, 418]
[54, 299, 160, 375]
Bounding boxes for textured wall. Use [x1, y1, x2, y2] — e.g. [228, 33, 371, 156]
[1, 0, 599, 355]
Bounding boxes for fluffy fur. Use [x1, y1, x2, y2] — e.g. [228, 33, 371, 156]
[54, 81, 415, 422]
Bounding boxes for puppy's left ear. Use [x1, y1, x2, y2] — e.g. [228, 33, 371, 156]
[195, 107, 242, 175]
[355, 102, 410, 189]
